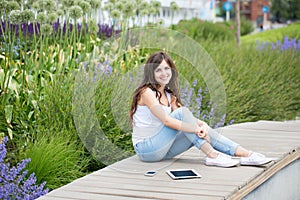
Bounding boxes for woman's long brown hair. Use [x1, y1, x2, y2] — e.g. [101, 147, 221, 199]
[129, 51, 183, 121]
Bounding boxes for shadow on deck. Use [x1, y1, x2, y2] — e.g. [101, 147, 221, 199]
[38, 120, 300, 200]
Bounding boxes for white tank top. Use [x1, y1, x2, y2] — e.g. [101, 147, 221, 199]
[132, 91, 172, 145]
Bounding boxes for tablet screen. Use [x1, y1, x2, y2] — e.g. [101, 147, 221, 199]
[170, 170, 197, 177]
[166, 169, 202, 179]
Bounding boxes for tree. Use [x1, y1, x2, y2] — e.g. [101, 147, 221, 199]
[288, 0, 300, 20]
[236, 0, 240, 47]
[270, 0, 300, 22]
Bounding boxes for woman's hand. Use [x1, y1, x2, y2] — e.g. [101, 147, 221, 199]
[195, 123, 210, 142]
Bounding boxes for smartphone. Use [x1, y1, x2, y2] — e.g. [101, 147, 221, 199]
[144, 170, 157, 177]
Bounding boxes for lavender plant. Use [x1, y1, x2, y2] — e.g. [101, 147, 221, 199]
[0, 19, 117, 46]
[257, 36, 300, 52]
[0, 137, 49, 200]
[180, 79, 234, 129]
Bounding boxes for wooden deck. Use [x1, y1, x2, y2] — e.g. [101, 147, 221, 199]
[38, 120, 300, 200]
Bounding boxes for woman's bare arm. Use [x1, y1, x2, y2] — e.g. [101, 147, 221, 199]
[140, 88, 201, 133]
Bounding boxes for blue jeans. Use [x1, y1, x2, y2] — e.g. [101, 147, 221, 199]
[134, 107, 239, 162]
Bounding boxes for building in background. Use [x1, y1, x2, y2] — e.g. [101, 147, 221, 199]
[101, 0, 212, 27]
[219, 0, 270, 26]
[100, 0, 270, 28]
[155, 0, 213, 26]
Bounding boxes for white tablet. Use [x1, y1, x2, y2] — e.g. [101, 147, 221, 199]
[166, 169, 202, 180]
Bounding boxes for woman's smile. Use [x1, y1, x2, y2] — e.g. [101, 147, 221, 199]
[154, 60, 172, 86]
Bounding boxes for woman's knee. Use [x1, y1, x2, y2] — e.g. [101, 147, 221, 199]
[170, 107, 194, 122]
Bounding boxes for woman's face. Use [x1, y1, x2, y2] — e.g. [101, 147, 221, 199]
[154, 59, 172, 87]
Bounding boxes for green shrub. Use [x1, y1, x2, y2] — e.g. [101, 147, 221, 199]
[240, 17, 255, 36]
[223, 17, 255, 36]
[173, 18, 235, 42]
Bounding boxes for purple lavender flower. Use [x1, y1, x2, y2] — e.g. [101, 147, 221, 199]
[192, 79, 197, 87]
[213, 114, 226, 128]
[0, 137, 49, 199]
[0, 19, 119, 40]
[105, 65, 113, 76]
[257, 36, 300, 52]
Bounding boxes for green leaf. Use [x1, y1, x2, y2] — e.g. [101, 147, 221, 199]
[5, 105, 13, 124]
[7, 128, 13, 140]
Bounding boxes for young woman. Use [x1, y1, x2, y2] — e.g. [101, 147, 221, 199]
[129, 51, 271, 167]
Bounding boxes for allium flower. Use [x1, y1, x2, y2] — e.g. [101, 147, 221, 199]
[87, 19, 98, 34]
[40, 0, 56, 12]
[22, 9, 35, 23]
[9, 10, 22, 24]
[40, 24, 52, 35]
[111, 9, 120, 19]
[48, 12, 58, 24]
[37, 12, 47, 24]
[148, 6, 156, 15]
[6, 1, 20, 13]
[57, 9, 64, 17]
[115, 2, 123, 10]
[90, 0, 102, 9]
[170, 1, 179, 11]
[0, 1, 8, 15]
[32, 2, 40, 11]
[0, 137, 49, 199]
[69, 5, 83, 20]
[151, 0, 161, 8]
[76, 0, 91, 13]
[151, 0, 161, 14]
[62, 0, 75, 8]
[122, 1, 135, 17]
[104, 2, 113, 12]
[140, 9, 148, 16]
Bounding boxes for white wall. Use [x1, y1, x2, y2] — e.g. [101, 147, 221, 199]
[99, 0, 213, 27]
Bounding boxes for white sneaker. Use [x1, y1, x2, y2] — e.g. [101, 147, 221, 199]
[206, 153, 240, 168]
[240, 152, 272, 166]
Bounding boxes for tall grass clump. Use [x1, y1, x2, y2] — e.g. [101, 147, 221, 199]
[24, 132, 89, 190]
[201, 38, 300, 123]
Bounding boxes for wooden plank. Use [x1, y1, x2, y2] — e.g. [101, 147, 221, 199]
[38, 196, 72, 200]
[63, 180, 230, 197]
[50, 183, 224, 200]
[78, 174, 236, 192]
[39, 189, 148, 200]
[37, 120, 300, 200]
[227, 120, 300, 132]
